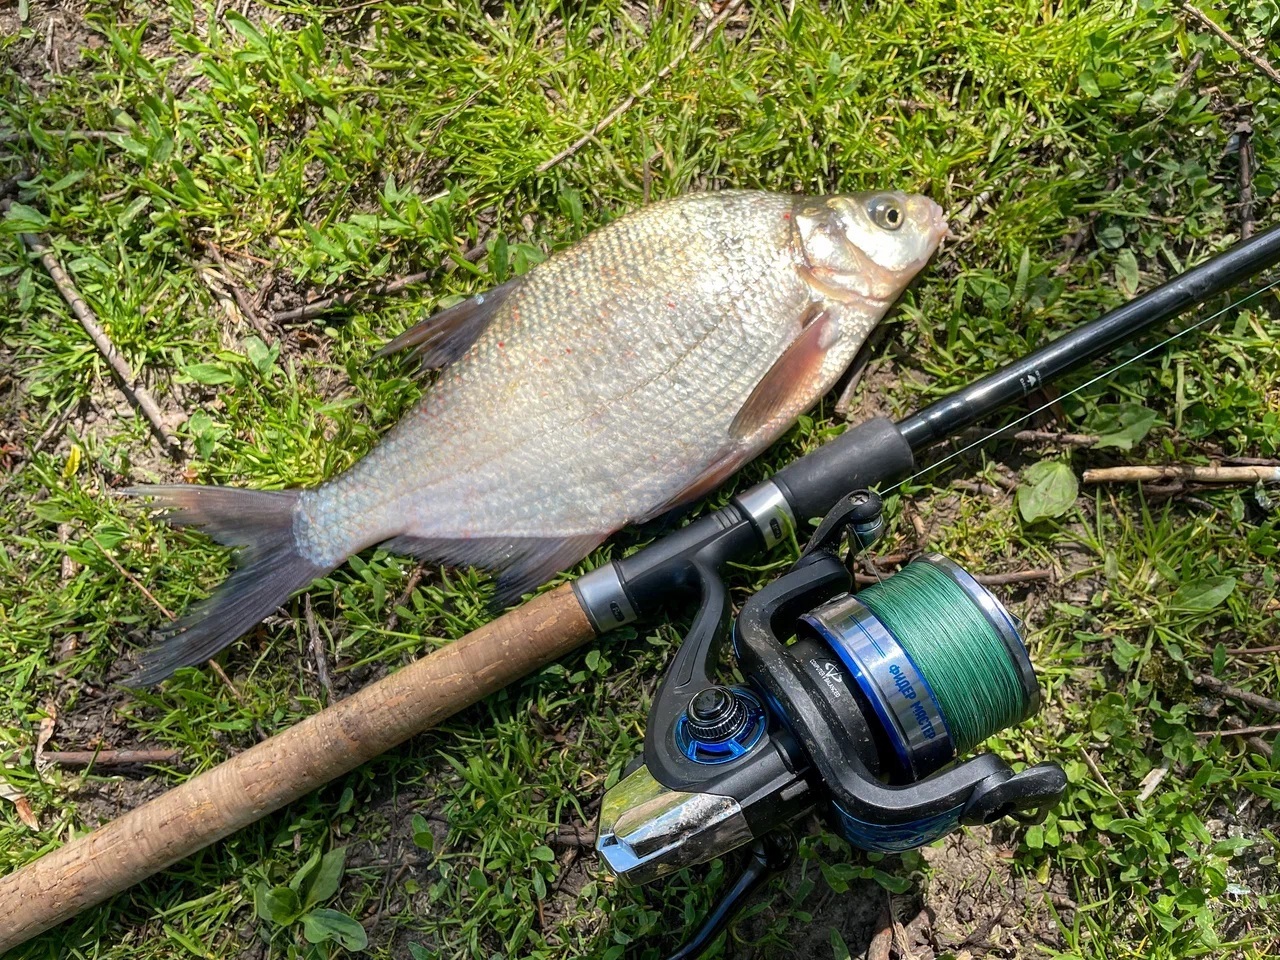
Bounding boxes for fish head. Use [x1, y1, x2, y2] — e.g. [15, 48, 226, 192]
[794, 191, 948, 304]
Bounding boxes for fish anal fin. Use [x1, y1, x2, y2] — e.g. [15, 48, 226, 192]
[376, 275, 523, 369]
[380, 532, 605, 607]
[729, 304, 834, 441]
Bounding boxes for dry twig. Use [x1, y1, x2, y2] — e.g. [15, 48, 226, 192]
[535, 0, 748, 174]
[1224, 645, 1280, 656]
[40, 749, 181, 769]
[973, 569, 1053, 586]
[305, 594, 334, 702]
[1195, 674, 1280, 715]
[1237, 121, 1255, 240]
[386, 565, 426, 633]
[867, 898, 893, 960]
[1012, 429, 1099, 446]
[854, 567, 1050, 587]
[87, 533, 175, 620]
[277, 269, 431, 324]
[1195, 722, 1280, 738]
[2, 199, 181, 456]
[1084, 464, 1280, 484]
[1181, 4, 1280, 85]
[202, 242, 273, 343]
[1222, 716, 1275, 759]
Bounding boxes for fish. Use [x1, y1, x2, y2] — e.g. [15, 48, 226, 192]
[127, 189, 947, 683]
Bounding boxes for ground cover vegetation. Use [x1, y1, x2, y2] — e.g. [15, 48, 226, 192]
[2, 0, 1280, 957]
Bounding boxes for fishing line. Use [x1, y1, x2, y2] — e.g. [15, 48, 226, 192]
[883, 273, 1280, 497]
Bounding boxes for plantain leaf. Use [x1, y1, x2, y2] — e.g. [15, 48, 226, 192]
[1171, 576, 1236, 611]
[1017, 460, 1078, 522]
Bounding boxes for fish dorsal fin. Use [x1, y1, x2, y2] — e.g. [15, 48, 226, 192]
[729, 303, 833, 441]
[376, 275, 523, 369]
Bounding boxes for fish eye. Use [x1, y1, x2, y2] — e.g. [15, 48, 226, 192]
[868, 196, 904, 231]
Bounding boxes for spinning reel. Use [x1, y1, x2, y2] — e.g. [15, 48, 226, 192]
[596, 490, 1067, 953]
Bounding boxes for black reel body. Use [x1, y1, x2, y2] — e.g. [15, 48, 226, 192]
[596, 491, 1066, 886]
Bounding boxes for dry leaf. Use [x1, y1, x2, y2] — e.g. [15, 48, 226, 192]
[0, 777, 39, 830]
[35, 702, 56, 768]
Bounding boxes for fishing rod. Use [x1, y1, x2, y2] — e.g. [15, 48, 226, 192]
[2, 224, 1279, 952]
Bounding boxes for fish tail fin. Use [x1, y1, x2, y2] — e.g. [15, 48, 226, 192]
[122, 485, 330, 685]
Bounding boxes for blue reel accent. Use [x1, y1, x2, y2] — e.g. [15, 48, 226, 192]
[675, 688, 767, 765]
[831, 801, 965, 853]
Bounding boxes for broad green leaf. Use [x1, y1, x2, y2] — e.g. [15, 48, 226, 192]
[830, 929, 853, 960]
[255, 883, 301, 926]
[182, 362, 236, 385]
[411, 813, 435, 852]
[304, 846, 347, 908]
[289, 848, 322, 893]
[1089, 402, 1160, 451]
[1171, 576, 1236, 611]
[2, 202, 49, 233]
[1017, 460, 1078, 522]
[1114, 248, 1140, 297]
[302, 909, 368, 950]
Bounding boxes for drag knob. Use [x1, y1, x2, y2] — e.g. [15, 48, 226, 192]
[685, 686, 750, 744]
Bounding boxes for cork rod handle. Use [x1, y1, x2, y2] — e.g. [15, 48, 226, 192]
[0, 584, 596, 951]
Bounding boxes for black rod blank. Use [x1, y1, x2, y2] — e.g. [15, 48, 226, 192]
[897, 223, 1280, 451]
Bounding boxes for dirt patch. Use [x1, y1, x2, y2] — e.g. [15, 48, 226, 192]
[920, 829, 1071, 957]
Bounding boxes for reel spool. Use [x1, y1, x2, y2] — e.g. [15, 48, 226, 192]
[596, 489, 1066, 897]
[799, 554, 1039, 780]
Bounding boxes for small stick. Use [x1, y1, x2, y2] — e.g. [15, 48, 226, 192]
[1083, 464, 1280, 484]
[1238, 121, 1255, 240]
[972, 569, 1053, 586]
[867, 897, 893, 960]
[1195, 723, 1280, 738]
[202, 242, 273, 344]
[1012, 429, 1099, 446]
[91, 533, 258, 711]
[1181, 4, 1280, 85]
[854, 568, 1050, 587]
[87, 533, 175, 620]
[957, 904, 1008, 951]
[1136, 765, 1168, 802]
[550, 822, 596, 848]
[1223, 455, 1280, 467]
[1082, 749, 1128, 814]
[275, 241, 486, 323]
[535, 0, 748, 174]
[1, 199, 181, 456]
[1223, 716, 1274, 759]
[386, 565, 426, 633]
[39, 749, 181, 770]
[1224, 645, 1280, 655]
[305, 594, 334, 702]
[277, 269, 429, 323]
[1195, 674, 1280, 715]
[952, 479, 1007, 498]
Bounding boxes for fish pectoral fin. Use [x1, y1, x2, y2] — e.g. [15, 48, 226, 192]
[380, 531, 605, 607]
[729, 304, 835, 441]
[375, 275, 523, 369]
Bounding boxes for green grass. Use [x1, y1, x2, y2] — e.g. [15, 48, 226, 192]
[2, 0, 1280, 957]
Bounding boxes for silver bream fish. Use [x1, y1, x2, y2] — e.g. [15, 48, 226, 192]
[130, 190, 946, 682]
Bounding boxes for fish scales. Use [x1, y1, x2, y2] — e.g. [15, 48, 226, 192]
[127, 189, 946, 682]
